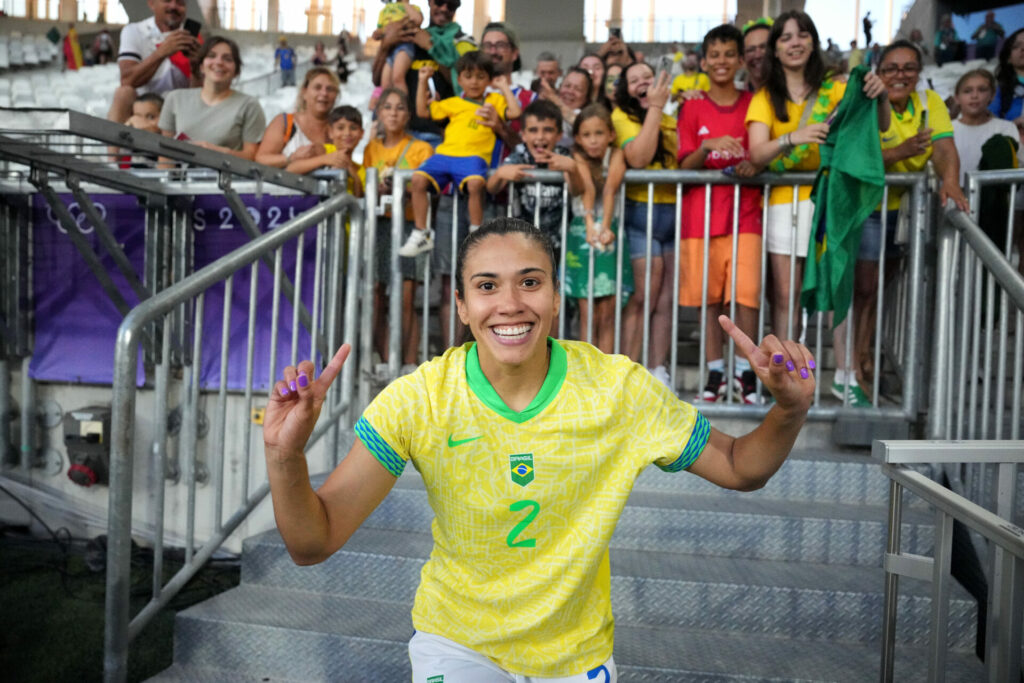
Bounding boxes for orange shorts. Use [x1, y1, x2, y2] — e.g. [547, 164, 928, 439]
[679, 233, 762, 309]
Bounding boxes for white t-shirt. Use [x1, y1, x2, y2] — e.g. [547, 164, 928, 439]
[118, 17, 191, 96]
[953, 116, 1021, 184]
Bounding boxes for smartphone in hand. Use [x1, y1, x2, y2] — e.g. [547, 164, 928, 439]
[184, 18, 202, 37]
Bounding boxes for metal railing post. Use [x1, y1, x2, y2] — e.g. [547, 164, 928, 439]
[880, 478, 903, 683]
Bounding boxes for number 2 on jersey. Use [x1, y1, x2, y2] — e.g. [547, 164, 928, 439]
[506, 499, 540, 548]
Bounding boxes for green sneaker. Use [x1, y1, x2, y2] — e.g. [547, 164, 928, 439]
[831, 381, 871, 407]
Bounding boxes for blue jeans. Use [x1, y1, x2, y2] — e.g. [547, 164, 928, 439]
[624, 199, 676, 260]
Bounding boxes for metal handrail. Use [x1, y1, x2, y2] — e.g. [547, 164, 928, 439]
[876, 440, 1024, 683]
[103, 190, 366, 683]
[945, 208, 1024, 311]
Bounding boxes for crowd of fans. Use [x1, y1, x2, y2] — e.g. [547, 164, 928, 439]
[103, 0, 1024, 404]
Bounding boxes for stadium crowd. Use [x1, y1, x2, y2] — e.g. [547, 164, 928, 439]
[107, 0, 1024, 407]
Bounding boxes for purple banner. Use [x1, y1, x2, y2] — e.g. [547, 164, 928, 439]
[30, 193, 147, 385]
[30, 192, 326, 391]
[191, 194, 322, 391]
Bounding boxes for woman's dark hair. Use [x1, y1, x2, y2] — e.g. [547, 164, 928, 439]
[877, 39, 922, 68]
[563, 66, 594, 106]
[614, 61, 673, 167]
[455, 217, 558, 298]
[195, 36, 243, 79]
[995, 28, 1024, 117]
[764, 10, 825, 122]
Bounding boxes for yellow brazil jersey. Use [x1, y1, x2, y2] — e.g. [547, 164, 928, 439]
[611, 107, 679, 204]
[880, 89, 953, 210]
[354, 339, 710, 677]
[671, 71, 710, 96]
[377, 2, 415, 28]
[745, 80, 847, 205]
[432, 92, 508, 162]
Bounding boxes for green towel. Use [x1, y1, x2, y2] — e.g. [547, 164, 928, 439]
[801, 65, 886, 326]
[426, 22, 464, 69]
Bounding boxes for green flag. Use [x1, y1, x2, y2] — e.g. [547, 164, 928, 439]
[800, 65, 885, 326]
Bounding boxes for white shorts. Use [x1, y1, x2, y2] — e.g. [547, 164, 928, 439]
[765, 199, 814, 257]
[408, 631, 617, 683]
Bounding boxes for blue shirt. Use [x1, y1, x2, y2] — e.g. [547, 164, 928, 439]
[989, 76, 1024, 121]
[275, 47, 295, 71]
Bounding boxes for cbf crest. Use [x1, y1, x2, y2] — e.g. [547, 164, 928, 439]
[509, 453, 534, 487]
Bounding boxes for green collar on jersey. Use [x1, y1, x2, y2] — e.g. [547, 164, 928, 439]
[466, 338, 567, 424]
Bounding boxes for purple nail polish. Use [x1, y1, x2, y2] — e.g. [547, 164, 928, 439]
[800, 368, 809, 379]
[786, 361, 795, 372]
[289, 380, 298, 392]
[280, 385, 289, 397]
[773, 353, 784, 364]
[297, 374, 309, 388]
[809, 359, 817, 370]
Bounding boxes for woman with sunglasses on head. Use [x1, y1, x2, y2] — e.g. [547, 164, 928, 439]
[746, 10, 888, 407]
[849, 40, 967, 392]
[263, 216, 817, 683]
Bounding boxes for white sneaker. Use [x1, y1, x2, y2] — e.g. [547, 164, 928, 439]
[398, 229, 434, 257]
[469, 224, 481, 233]
[650, 365, 673, 391]
[400, 363, 417, 376]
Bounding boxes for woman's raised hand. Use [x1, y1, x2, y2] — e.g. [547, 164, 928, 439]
[264, 344, 351, 459]
[718, 316, 815, 414]
[861, 71, 889, 100]
[647, 70, 671, 111]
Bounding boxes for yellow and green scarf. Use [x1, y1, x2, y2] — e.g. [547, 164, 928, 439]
[769, 79, 839, 173]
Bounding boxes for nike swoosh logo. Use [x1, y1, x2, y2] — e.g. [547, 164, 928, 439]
[448, 434, 483, 448]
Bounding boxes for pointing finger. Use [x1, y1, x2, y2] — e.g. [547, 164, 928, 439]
[718, 315, 762, 365]
[315, 343, 351, 392]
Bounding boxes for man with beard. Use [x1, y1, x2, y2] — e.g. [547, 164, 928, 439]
[741, 17, 772, 92]
[374, 0, 477, 146]
[480, 21, 536, 157]
[107, 0, 199, 126]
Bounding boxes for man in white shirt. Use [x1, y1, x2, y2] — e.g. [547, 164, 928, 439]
[106, 0, 199, 126]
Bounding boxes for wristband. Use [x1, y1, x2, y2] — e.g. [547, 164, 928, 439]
[779, 133, 794, 151]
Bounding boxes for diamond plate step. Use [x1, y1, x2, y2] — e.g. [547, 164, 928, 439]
[145, 664, 309, 682]
[240, 526, 977, 650]
[632, 448, 931, 508]
[164, 585, 983, 682]
[353, 475, 937, 566]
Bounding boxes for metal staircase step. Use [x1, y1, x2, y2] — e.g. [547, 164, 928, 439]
[165, 585, 983, 682]
[240, 526, 977, 650]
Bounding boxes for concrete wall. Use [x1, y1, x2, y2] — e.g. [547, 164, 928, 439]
[505, 0, 585, 72]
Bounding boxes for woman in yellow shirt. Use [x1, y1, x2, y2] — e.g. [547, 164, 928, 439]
[746, 10, 888, 406]
[612, 62, 678, 386]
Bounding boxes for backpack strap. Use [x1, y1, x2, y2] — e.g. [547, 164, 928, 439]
[283, 113, 296, 143]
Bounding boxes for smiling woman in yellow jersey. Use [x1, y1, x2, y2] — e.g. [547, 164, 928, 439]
[262, 217, 819, 682]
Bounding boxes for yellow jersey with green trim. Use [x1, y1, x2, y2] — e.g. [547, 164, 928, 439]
[354, 339, 710, 677]
[880, 89, 953, 210]
[745, 80, 847, 205]
[611, 107, 679, 204]
[431, 92, 508, 161]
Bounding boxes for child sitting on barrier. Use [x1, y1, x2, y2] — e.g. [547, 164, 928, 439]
[486, 99, 577, 250]
[362, 87, 435, 373]
[400, 50, 523, 256]
[371, 0, 424, 95]
[677, 24, 763, 404]
[565, 102, 634, 353]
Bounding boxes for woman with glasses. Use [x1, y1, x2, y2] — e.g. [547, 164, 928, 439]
[851, 40, 967, 391]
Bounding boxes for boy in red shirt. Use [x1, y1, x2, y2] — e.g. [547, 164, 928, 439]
[677, 24, 763, 404]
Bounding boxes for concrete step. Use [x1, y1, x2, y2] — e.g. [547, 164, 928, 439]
[241, 526, 978, 649]
[165, 585, 984, 682]
[356, 475, 936, 567]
